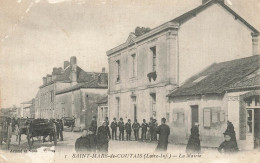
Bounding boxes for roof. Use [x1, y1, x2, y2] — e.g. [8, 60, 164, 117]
[55, 74, 108, 95]
[170, 0, 259, 33]
[40, 65, 105, 88]
[96, 96, 108, 105]
[107, 0, 259, 56]
[168, 55, 260, 97]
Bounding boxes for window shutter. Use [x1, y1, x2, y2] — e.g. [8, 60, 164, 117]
[239, 100, 246, 140]
[204, 108, 211, 127]
[219, 110, 225, 122]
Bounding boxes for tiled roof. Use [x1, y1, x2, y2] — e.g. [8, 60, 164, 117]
[168, 55, 260, 97]
[55, 74, 108, 95]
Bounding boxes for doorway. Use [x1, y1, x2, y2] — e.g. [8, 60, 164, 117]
[191, 105, 199, 126]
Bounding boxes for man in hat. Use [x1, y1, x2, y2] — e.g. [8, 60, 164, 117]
[132, 119, 140, 141]
[155, 118, 170, 152]
[118, 118, 125, 141]
[97, 121, 111, 153]
[125, 119, 132, 141]
[57, 119, 64, 141]
[153, 119, 158, 141]
[141, 119, 148, 141]
[149, 117, 154, 141]
[186, 123, 201, 153]
[75, 128, 90, 152]
[90, 116, 97, 134]
[111, 118, 118, 140]
[218, 131, 239, 154]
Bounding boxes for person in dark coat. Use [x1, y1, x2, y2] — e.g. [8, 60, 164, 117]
[125, 119, 132, 141]
[225, 121, 238, 151]
[141, 119, 148, 141]
[90, 116, 98, 134]
[118, 118, 124, 141]
[218, 131, 238, 154]
[97, 121, 111, 153]
[111, 118, 118, 140]
[87, 127, 97, 153]
[57, 119, 64, 141]
[132, 119, 140, 141]
[149, 117, 154, 141]
[155, 118, 170, 152]
[153, 119, 158, 141]
[75, 129, 90, 153]
[186, 123, 201, 153]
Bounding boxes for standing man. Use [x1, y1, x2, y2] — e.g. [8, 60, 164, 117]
[58, 119, 64, 141]
[153, 119, 158, 141]
[105, 117, 109, 126]
[118, 118, 125, 141]
[125, 119, 132, 141]
[90, 116, 98, 134]
[155, 118, 170, 152]
[149, 117, 154, 141]
[132, 119, 140, 141]
[97, 121, 111, 153]
[141, 119, 148, 141]
[111, 118, 118, 140]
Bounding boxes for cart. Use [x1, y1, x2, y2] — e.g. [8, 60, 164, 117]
[17, 118, 34, 145]
[62, 117, 75, 132]
[26, 119, 57, 149]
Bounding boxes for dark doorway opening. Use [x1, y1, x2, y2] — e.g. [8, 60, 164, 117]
[191, 105, 199, 126]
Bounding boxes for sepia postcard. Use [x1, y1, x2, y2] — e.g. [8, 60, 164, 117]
[0, 0, 260, 162]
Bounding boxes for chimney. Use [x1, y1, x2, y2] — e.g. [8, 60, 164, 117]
[42, 77, 47, 85]
[64, 61, 70, 69]
[52, 67, 58, 81]
[70, 56, 77, 84]
[70, 56, 77, 65]
[102, 67, 105, 73]
[252, 33, 259, 55]
[46, 74, 52, 83]
[98, 73, 108, 85]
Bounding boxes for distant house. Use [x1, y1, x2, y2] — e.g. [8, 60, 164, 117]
[167, 55, 260, 150]
[20, 99, 35, 118]
[96, 96, 108, 126]
[106, 0, 259, 124]
[55, 73, 108, 129]
[35, 56, 107, 121]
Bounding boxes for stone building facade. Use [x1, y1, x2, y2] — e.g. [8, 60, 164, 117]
[168, 55, 260, 149]
[107, 0, 259, 124]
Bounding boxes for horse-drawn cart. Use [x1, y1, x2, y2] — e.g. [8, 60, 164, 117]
[62, 117, 75, 132]
[26, 119, 57, 149]
[0, 116, 12, 149]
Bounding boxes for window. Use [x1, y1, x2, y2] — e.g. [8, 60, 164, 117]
[203, 107, 223, 128]
[150, 46, 156, 71]
[151, 93, 156, 119]
[116, 97, 120, 119]
[166, 112, 170, 122]
[116, 60, 120, 82]
[131, 54, 136, 77]
[50, 91, 54, 102]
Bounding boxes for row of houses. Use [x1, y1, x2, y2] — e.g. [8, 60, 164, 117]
[20, 56, 108, 129]
[106, 0, 260, 150]
[18, 0, 259, 150]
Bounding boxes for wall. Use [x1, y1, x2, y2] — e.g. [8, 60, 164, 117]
[178, 4, 252, 84]
[169, 94, 227, 147]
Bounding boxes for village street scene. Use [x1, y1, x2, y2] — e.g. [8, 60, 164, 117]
[0, 0, 260, 161]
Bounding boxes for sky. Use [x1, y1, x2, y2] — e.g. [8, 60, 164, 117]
[0, 0, 259, 108]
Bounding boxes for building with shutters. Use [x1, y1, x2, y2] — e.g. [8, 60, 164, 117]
[167, 55, 260, 150]
[35, 56, 108, 123]
[106, 0, 259, 127]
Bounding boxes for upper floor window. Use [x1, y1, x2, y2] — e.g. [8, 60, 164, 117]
[150, 46, 156, 72]
[131, 54, 136, 78]
[50, 91, 54, 102]
[116, 60, 120, 82]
